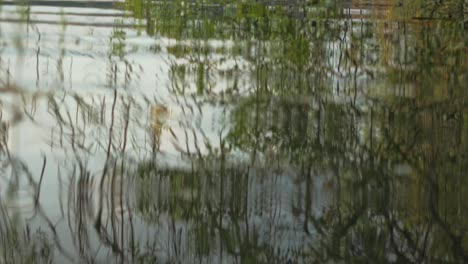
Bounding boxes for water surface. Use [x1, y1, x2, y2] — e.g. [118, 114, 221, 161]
[0, 0, 467, 263]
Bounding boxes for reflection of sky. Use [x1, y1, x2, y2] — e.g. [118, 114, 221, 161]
[0, 3, 235, 157]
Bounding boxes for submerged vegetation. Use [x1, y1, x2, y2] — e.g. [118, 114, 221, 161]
[0, 0, 467, 262]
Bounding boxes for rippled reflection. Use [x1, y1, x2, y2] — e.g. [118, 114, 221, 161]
[0, 0, 467, 262]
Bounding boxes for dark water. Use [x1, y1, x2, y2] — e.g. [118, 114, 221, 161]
[0, 0, 467, 263]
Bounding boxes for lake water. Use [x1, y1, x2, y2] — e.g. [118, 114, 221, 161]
[0, 0, 467, 263]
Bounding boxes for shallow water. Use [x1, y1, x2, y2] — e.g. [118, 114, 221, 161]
[0, 0, 467, 263]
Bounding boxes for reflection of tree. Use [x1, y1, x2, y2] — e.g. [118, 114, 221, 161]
[221, 3, 468, 263]
[0, 154, 61, 263]
[125, 1, 468, 262]
[135, 155, 316, 262]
